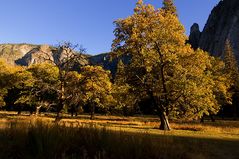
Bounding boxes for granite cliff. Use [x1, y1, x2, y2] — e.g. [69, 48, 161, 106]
[0, 44, 89, 67]
[0, 43, 125, 74]
[189, 0, 239, 61]
[0, 44, 37, 65]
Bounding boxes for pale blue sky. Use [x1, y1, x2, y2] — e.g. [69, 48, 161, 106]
[0, 0, 220, 54]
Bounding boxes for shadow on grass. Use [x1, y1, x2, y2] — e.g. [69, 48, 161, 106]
[0, 121, 238, 159]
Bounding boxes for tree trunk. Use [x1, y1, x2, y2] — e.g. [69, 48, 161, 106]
[159, 111, 171, 130]
[56, 98, 64, 120]
[70, 107, 76, 117]
[56, 111, 60, 118]
[17, 110, 21, 115]
[55, 112, 62, 123]
[148, 90, 170, 131]
[56, 76, 65, 119]
[233, 104, 237, 120]
[71, 108, 74, 117]
[30, 110, 34, 115]
[200, 116, 204, 123]
[35, 106, 42, 116]
[210, 113, 215, 122]
[17, 106, 22, 115]
[90, 104, 95, 120]
[221, 107, 225, 120]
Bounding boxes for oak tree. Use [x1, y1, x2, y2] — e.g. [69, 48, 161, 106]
[37, 42, 86, 118]
[80, 65, 113, 119]
[112, 0, 229, 130]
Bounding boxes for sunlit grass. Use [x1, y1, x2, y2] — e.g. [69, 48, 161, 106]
[0, 111, 239, 158]
[1, 111, 239, 140]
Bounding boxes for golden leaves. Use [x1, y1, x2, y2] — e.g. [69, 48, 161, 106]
[80, 65, 113, 108]
[112, 0, 230, 119]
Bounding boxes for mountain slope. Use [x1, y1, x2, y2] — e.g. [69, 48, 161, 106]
[0, 44, 38, 65]
[0, 43, 89, 66]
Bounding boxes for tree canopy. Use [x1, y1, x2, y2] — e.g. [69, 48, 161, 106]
[112, 0, 230, 130]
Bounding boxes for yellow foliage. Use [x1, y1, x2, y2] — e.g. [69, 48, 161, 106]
[80, 65, 114, 109]
[112, 0, 230, 120]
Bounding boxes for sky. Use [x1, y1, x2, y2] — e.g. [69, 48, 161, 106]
[0, 0, 220, 55]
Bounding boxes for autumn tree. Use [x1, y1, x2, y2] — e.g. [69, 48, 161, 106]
[0, 59, 35, 113]
[64, 71, 84, 116]
[27, 63, 59, 115]
[113, 60, 137, 116]
[112, 0, 229, 130]
[11, 69, 35, 114]
[37, 42, 87, 118]
[0, 59, 16, 106]
[80, 65, 113, 119]
[26, 62, 86, 117]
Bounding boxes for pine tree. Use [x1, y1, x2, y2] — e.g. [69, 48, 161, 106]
[224, 39, 239, 119]
[224, 40, 239, 84]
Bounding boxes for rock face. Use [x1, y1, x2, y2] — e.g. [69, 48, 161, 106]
[190, 0, 239, 60]
[0, 44, 37, 65]
[0, 43, 130, 76]
[0, 44, 89, 66]
[89, 53, 115, 71]
[188, 23, 201, 50]
[89, 53, 130, 76]
[15, 45, 55, 65]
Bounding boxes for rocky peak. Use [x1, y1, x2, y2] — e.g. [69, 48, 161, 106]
[188, 23, 201, 50]
[190, 23, 200, 33]
[0, 43, 89, 67]
[15, 44, 54, 66]
[0, 44, 37, 65]
[39, 44, 51, 53]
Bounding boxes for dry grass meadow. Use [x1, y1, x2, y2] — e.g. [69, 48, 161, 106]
[0, 111, 239, 159]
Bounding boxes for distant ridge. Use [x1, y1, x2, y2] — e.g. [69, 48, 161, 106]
[0, 43, 88, 66]
[0, 43, 121, 74]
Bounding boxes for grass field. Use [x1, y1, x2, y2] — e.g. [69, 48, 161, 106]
[0, 111, 238, 159]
